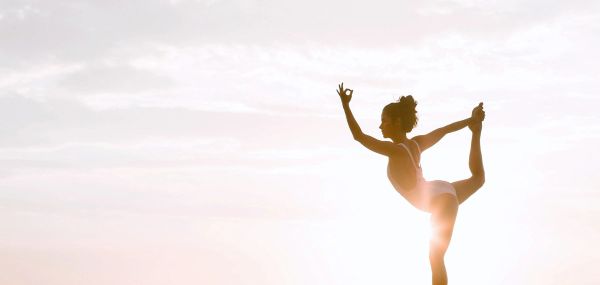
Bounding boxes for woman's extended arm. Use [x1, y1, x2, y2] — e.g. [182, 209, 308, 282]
[412, 118, 472, 151]
[413, 103, 484, 152]
[337, 83, 399, 156]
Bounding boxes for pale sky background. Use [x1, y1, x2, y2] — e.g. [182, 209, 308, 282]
[1, 0, 599, 284]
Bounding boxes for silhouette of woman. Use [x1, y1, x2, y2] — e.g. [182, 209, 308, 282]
[336, 82, 485, 285]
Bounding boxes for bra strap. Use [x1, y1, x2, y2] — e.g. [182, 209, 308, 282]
[411, 140, 422, 168]
[412, 140, 421, 154]
[398, 143, 419, 170]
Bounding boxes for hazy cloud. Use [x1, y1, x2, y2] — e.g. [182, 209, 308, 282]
[2, 0, 598, 68]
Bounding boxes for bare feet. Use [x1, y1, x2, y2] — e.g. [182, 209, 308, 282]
[469, 103, 485, 133]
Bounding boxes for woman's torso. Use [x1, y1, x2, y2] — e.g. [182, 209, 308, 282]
[386, 140, 427, 208]
[386, 140, 423, 190]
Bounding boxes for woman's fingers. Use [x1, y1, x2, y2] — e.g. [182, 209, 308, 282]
[336, 83, 354, 103]
[337, 83, 345, 96]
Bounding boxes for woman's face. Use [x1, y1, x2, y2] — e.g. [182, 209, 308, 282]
[379, 111, 400, 138]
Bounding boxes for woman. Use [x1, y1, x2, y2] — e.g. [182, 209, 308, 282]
[336, 82, 485, 285]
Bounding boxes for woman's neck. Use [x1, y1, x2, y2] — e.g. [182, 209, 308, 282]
[390, 133, 409, 144]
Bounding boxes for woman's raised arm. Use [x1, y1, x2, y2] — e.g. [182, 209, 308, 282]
[337, 83, 400, 156]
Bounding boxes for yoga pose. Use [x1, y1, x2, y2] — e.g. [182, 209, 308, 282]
[336, 82, 485, 285]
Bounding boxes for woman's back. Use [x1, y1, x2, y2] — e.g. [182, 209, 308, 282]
[386, 140, 423, 191]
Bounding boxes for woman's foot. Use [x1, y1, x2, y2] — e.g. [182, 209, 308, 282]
[469, 103, 485, 133]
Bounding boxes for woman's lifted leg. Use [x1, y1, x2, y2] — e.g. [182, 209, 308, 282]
[452, 103, 486, 204]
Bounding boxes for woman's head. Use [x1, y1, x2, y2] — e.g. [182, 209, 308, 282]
[380, 95, 418, 137]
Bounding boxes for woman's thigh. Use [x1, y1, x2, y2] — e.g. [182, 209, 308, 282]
[451, 177, 484, 205]
[429, 194, 459, 250]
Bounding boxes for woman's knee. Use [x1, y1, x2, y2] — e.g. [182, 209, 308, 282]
[430, 221, 454, 250]
[429, 242, 448, 262]
[431, 226, 453, 249]
[472, 172, 485, 189]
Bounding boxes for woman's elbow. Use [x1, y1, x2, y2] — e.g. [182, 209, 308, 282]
[353, 133, 366, 143]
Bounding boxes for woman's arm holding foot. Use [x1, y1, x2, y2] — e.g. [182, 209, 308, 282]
[413, 103, 484, 152]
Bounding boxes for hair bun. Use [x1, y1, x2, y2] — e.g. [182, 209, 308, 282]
[399, 95, 417, 113]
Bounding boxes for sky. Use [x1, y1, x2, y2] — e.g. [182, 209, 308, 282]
[1, 0, 600, 284]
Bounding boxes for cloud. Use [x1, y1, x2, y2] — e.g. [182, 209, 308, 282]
[58, 64, 173, 94]
[2, 0, 599, 229]
[2, 0, 598, 69]
[3, 1, 598, 122]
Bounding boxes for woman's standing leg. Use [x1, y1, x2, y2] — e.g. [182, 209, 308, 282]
[429, 194, 458, 285]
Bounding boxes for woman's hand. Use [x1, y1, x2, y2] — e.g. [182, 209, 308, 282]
[337, 82, 353, 105]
